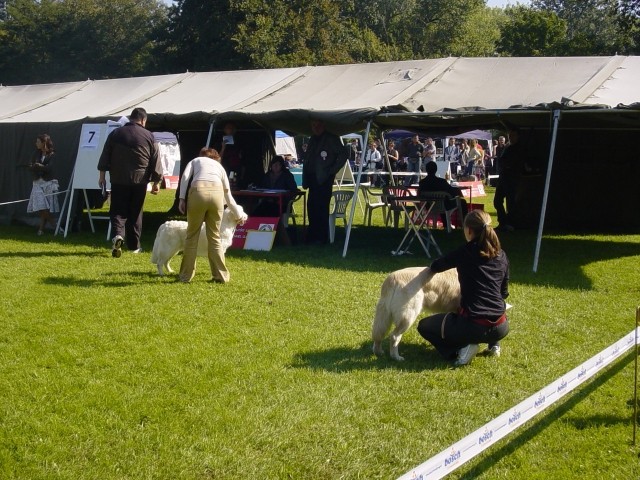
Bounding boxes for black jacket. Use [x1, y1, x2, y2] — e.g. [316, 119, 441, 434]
[98, 122, 162, 186]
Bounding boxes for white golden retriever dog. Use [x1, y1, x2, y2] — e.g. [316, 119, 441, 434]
[372, 267, 461, 361]
[150, 206, 248, 275]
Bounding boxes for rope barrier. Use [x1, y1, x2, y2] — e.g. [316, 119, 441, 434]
[0, 189, 69, 207]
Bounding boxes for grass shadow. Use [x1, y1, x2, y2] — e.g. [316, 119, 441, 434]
[41, 270, 175, 288]
[227, 225, 639, 292]
[0, 250, 105, 259]
[4, 219, 639, 292]
[289, 340, 452, 373]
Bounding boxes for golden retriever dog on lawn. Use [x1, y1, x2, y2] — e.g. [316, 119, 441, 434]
[372, 267, 461, 361]
[150, 206, 247, 276]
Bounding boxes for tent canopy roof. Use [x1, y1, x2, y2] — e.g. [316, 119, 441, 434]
[1, 56, 639, 133]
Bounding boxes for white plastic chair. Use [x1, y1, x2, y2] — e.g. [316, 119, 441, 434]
[328, 190, 354, 243]
[361, 184, 386, 226]
[281, 191, 304, 227]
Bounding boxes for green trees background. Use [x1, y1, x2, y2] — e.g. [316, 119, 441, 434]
[0, 0, 638, 85]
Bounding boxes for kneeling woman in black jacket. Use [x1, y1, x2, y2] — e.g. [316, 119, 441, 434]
[417, 209, 510, 366]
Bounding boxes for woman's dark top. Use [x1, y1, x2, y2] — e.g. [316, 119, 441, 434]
[29, 152, 55, 181]
[431, 241, 509, 320]
[259, 168, 297, 191]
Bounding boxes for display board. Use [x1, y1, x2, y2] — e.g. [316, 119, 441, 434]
[72, 123, 120, 190]
[58, 123, 120, 237]
[231, 217, 279, 250]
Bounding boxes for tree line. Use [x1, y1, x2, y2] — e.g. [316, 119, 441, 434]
[0, 0, 638, 86]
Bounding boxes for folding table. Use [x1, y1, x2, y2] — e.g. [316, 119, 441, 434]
[389, 195, 442, 257]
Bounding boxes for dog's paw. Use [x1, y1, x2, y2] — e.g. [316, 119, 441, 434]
[372, 343, 385, 357]
[390, 352, 405, 361]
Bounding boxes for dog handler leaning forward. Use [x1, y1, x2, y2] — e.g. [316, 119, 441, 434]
[417, 209, 510, 366]
[177, 148, 243, 284]
[98, 107, 163, 257]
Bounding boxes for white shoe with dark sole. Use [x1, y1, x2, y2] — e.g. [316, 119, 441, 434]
[112, 235, 124, 258]
[454, 344, 479, 366]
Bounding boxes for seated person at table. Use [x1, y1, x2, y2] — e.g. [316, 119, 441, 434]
[418, 161, 468, 219]
[253, 155, 298, 217]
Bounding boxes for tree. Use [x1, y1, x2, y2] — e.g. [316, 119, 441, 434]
[498, 5, 566, 56]
[231, 0, 355, 68]
[531, 0, 627, 55]
[159, 0, 247, 73]
[618, 0, 640, 54]
[0, 0, 168, 85]
[448, 5, 504, 57]
[349, 0, 497, 59]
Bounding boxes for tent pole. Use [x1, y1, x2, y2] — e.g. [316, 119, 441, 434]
[205, 119, 215, 147]
[533, 109, 561, 273]
[380, 132, 395, 186]
[342, 120, 372, 258]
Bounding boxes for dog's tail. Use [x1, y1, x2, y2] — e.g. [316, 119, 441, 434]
[150, 224, 164, 264]
[371, 273, 399, 343]
[371, 296, 391, 343]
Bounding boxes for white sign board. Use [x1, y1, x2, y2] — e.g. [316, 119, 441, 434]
[435, 160, 451, 179]
[71, 123, 120, 191]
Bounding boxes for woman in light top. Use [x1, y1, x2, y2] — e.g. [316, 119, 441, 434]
[465, 139, 483, 177]
[178, 147, 243, 283]
[27, 134, 60, 235]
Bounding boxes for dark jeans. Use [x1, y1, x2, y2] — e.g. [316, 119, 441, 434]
[306, 175, 334, 244]
[109, 183, 147, 250]
[417, 312, 509, 361]
[493, 176, 519, 227]
[404, 158, 421, 186]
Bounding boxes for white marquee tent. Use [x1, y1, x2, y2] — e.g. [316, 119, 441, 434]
[1, 56, 639, 267]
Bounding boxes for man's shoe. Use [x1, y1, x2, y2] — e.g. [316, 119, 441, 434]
[480, 345, 501, 357]
[454, 344, 479, 366]
[111, 235, 124, 258]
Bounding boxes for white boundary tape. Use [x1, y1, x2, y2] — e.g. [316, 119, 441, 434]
[398, 327, 638, 480]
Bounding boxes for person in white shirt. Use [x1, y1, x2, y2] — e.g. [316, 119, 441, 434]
[443, 137, 460, 163]
[178, 147, 242, 283]
[423, 137, 437, 162]
[364, 140, 382, 185]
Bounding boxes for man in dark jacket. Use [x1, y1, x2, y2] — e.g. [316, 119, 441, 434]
[418, 161, 468, 221]
[98, 107, 163, 257]
[493, 128, 525, 231]
[302, 119, 348, 244]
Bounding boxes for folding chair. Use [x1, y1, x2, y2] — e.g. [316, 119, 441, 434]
[382, 186, 414, 229]
[420, 191, 464, 232]
[328, 190, 354, 243]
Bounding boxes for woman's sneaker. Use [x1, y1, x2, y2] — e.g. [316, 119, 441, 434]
[454, 344, 479, 366]
[481, 345, 501, 357]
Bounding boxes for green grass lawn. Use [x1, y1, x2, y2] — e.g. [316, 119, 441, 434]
[1, 187, 639, 479]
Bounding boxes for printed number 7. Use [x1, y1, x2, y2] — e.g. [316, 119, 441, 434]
[88, 131, 96, 143]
